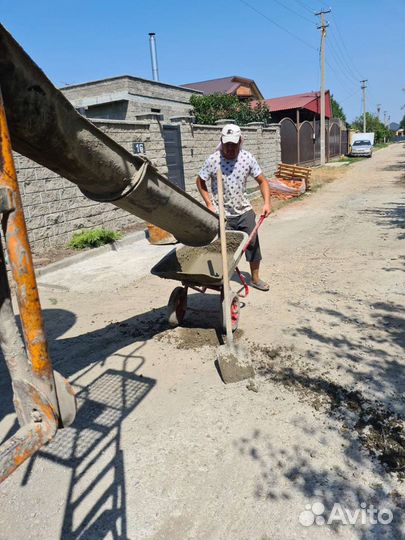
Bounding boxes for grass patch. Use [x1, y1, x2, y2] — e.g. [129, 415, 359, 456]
[339, 155, 367, 164]
[374, 142, 390, 150]
[68, 228, 122, 249]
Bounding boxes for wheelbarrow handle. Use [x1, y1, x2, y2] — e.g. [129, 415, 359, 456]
[242, 214, 266, 254]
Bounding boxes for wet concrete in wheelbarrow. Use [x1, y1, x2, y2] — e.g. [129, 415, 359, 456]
[151, 231, 246, 284]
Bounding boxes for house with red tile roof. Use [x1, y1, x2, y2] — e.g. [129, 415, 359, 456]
[181, 76, 264, 100]
[254, 90, 332, 123]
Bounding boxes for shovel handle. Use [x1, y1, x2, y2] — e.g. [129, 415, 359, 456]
[242, 214, 266, 254]
[216, 168, 233, 345]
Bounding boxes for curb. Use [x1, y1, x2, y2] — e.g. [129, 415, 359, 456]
[35, 229, 147, 278]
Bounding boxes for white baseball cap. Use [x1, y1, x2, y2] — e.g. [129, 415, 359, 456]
[221, 124, 241, 144]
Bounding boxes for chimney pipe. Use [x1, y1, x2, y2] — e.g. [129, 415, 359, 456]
[148, 32, 159, 81]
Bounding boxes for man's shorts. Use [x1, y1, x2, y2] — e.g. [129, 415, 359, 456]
[226, 208, 262, 263]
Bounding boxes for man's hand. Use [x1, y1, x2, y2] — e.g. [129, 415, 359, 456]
[207, 202, 217, 214]
[261, 202, 272, 218]
[196, 176, 217, 214]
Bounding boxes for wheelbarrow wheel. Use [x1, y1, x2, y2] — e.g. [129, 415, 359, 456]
[220, 292, 240, 335]
[167, 286, 187, 327]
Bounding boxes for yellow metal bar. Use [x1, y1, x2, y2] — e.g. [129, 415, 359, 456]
[0, 88, 60, 418]
[0, 417, 56, 483]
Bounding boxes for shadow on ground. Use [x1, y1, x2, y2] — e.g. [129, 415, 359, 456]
[0, 291, 223, 539]
[381, 159, 405, 172]
[285, 295, 405, 415]
[360, 199, 405, 241]
[235, 426, 404, 540]
[237, 290, 405, 538]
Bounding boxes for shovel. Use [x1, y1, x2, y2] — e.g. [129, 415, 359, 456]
[216, 168, 255, 383]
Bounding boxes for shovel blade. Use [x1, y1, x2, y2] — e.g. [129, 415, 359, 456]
[217, 343, 255, 384]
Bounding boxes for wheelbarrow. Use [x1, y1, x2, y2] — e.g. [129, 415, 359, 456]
[151, 216, 265, 334]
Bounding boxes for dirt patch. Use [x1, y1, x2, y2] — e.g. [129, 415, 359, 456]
[252, 344, 405, 481]
[158, 326, 244, 349]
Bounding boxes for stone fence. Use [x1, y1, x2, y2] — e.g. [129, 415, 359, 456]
[14, 118, 281, 253]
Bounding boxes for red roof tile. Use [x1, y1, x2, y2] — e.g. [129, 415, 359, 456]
[254, 91, 331, 118]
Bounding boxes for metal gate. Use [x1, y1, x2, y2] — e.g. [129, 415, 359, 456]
[315, 120, 320, 161]
[280, 118, 298, 164]
[162, 125, 186, 191]
[329, 123, 341, 157]
[341, 129, 348, 155]
[299, 121, 315, 163]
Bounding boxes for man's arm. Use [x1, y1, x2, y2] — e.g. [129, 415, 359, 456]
[255, 174, 272, 217]
[196, 176, 216, 213]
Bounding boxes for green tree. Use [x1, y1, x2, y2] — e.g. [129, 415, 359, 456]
[330, 95, 347, 123]
[190, 93, 271, 126]
[399, 113, 405, 130]
[351, 112, 391, 143]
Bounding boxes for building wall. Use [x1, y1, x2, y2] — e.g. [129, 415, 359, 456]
[15, 118, 281, 254]
[61, 76, 198, 122]
[15, 119, 167, 253]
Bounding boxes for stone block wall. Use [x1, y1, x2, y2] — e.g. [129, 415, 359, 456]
[15, 119, 167, 253]
[14, 117, 280, 254]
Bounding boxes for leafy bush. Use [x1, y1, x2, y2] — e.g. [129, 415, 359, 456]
[190, 93, 272, 126]
[331, 95, 347, 123]
[68, 228, 122, 249]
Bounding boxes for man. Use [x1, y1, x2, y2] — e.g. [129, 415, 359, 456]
[196, 123, 271, 291]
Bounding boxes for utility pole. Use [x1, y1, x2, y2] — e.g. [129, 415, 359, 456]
[383, 111, 387, 126]
[361, 80, 367, 132]
[376, 103, 381, 121]
[316, 8, 331, 166]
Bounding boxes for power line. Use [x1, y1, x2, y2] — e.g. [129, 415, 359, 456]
[325, 56, 358, 92]
[326, 46, 359, 87]
[329, 13, 364, 80]
[294, 0, 315, 15]
[339, 89, 361, 104]
[271, 0, 315, 24]
[238, 0, 361, 114]
[328, 26, 361, 83]
[238, 0, 318, 51]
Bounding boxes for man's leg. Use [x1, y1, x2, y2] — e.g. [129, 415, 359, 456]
[238, 210, 269, 291]
[250, 260, 261, 283]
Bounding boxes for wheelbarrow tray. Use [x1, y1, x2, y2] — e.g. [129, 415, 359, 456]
[151, 231, 248, 287]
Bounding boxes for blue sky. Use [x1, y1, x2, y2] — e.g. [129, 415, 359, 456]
[1, 0, 404, 124]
